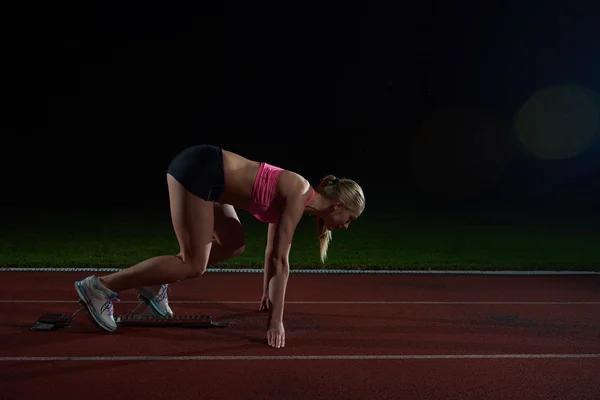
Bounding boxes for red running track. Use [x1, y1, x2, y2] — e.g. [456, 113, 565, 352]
[1, 271, 599, 399]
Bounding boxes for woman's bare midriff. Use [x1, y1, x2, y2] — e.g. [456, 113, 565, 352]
[216, 150, 261, 209]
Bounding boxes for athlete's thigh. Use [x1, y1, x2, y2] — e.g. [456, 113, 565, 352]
[167, 173, 214, 267]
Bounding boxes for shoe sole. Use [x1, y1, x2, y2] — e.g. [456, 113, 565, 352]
[74, 281, 117, 332]
[136, 289, 172, 319]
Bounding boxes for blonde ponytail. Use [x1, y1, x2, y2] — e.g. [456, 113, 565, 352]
[316, 216, 332, 263]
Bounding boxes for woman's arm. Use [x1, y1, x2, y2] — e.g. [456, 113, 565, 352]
[259, 225, 275, 311]
[261, 223, 276, 301]
[263, 195, 304, 348]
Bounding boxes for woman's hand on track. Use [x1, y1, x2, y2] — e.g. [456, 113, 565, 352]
[267, 321, 285, 348]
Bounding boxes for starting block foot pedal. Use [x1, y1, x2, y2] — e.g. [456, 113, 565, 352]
[31, 313, 76, 331]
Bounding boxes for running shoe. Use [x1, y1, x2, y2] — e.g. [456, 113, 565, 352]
[74, 275, 120, 332]
[136, 284, 173, 318]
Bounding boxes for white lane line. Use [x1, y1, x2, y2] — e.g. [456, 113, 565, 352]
[1, 354, 600, 361]
[0, 300, 599, 305]
[1, 267, 599, 275]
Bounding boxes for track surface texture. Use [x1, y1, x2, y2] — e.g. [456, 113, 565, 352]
[1, 271, 599, 399]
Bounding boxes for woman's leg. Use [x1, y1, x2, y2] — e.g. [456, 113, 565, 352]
[74, 173, 215, 331]
[133, 202, 247, 319]
[207, 203, 246, 265]
[101, 174, 215, 290]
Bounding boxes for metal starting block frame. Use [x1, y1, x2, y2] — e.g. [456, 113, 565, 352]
[31, 300, 230, 331]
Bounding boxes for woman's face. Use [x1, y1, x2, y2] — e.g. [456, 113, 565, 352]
[323, 204, 360, 230]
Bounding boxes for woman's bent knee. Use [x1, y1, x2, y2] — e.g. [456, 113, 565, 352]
[176, 253, 208, 277]
[230, 244, 245, 259]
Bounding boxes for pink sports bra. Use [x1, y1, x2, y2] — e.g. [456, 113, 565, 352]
[247, 162, 315, 224]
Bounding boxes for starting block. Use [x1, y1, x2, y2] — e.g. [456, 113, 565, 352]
[31, 299, 230, 331]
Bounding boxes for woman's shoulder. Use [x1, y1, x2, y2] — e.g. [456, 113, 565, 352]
[278, 170, 312, 202]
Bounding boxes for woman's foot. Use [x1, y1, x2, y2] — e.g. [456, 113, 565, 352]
[136, 284, 173, 318]
[74, 275, 120, 332]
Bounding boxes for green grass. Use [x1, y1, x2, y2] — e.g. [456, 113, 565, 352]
[1, 208, 599, 271]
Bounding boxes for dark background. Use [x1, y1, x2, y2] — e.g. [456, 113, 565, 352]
[4, 1, 600, 218]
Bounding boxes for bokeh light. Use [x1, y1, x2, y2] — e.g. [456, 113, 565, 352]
[515, 85, 600, 160]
